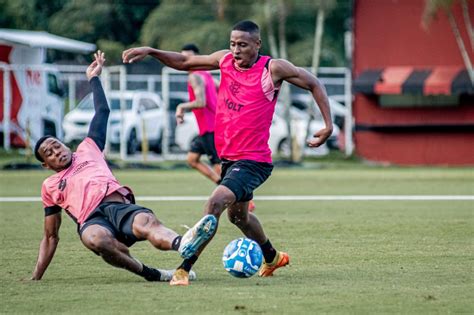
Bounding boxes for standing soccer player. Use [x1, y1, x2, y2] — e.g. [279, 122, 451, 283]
[123, 20, 333, 286]
[177, 43, 256, 212]
[31, 51, 216, 282]
[176, 44, 222, 184]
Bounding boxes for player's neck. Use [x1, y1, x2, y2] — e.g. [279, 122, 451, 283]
[234, 54, 260, 71]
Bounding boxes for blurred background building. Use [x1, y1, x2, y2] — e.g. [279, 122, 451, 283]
[353, 0, 473, 165]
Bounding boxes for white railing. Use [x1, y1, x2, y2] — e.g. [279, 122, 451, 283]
[2, 62, 353, 158]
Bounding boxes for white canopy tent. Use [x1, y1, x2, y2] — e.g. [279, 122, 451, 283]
[0, 29, 96, 55]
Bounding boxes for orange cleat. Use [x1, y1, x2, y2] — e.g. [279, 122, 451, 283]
[258, 251, 290, 277]
[170, 269, 190, 286]
[248, 200, 256, 212]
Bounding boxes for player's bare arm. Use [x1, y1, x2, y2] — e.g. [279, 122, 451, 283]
[31, 213, 61, 280]
[188, 73, 207, 108]
[122, 47, 227, 71]
[86, 50, 105, 81]
[271, 59, 333, 147]
[176, 73, 207, 124]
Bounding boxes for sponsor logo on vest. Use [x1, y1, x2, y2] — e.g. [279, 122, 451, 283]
[225, 98, 244, 112]
[229, 81, 241, 96]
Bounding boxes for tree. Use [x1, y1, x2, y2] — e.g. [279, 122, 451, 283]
[311, 0, 337, 72]
[423, 0, 474, 85]
[140, 0, 259, 53]
[47, 0, 158, 63]
[0, 0, 66, 31]
[262, 0, 339, 162]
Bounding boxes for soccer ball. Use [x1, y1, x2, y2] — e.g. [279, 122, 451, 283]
[222, 238, 263, 278]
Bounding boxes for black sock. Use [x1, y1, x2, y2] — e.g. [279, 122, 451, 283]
[178, 255, 198, 272]
[260, 239, 277, 263]
[139, 264, 162, 281]
[172, 236, 182, 251]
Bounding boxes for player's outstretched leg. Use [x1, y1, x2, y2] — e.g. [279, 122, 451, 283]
[178, 214, 218, 259]
[81, 224, 195, 282]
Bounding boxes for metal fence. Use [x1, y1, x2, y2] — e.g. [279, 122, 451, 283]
[3, 63, 353, 159]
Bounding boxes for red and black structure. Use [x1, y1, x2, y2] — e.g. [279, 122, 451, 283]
[352, 0, 474, 165]
[354, 67, 473, 95]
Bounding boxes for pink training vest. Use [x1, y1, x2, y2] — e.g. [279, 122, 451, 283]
[187, 71, 217, 136]
[41, 137, 133, 224]
[215, 53, 278, 163]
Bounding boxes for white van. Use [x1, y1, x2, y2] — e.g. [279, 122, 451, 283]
[0, 29, 95, 149]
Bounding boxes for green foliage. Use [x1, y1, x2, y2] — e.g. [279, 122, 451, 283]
[0, 0, 351, 66]
[140, 0, 351, 66]
[97, 39, 125, 64]
[423, 0, 456, 23]
[48, 0, 156, 44]
[0, 0, 67, 30]
[140, 0, 259, 52]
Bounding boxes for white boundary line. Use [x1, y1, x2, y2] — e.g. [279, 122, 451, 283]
[0, 195, 473, 203]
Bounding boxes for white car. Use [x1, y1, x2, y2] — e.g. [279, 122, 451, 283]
[63, 91, 165, 154]
[174, 100, 341, 158]
[175, 111, 290, 156]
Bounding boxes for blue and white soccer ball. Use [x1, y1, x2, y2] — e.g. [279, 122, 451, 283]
[222, 238, 263, 278]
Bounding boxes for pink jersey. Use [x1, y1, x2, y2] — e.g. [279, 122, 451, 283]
[215, 53, 279, 163]
[41, 137, 132, 224]
[188, 71, 217, 135]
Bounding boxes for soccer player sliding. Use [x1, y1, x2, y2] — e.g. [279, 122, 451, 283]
[31, 51, 216, 283]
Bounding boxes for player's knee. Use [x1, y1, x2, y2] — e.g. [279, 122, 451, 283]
[84, 234, 114, 253]
[205, 199, 226, 217]
[134, 213, 159, 231]
[205, 186, 236, 216]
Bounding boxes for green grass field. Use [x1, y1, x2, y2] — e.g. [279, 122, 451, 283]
[1, 166, 473, 314]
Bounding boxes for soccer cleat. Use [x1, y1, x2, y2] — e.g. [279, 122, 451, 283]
[169, 268, 190, 286]
[248, 200, 256, 212]
[159, 269, 196, 282]
[258, 251, 290, 277]
[178, 214, 217, 259]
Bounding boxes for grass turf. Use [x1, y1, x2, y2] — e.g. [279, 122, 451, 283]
[0, 167, 473, 314]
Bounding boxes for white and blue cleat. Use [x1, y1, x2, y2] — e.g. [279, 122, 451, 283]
[179, 214, 217, 259]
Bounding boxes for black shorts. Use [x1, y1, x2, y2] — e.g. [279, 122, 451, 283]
[220, 159, 273, 202]
[190, 132, 221, 165]
[79, 202, 153, 248]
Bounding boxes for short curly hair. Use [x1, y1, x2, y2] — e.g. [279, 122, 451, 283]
[181, 43, 199, 54]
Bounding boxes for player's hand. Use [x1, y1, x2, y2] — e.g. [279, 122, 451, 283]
[307, 127, 333, 148]
[122, 47, 150, 64]
[175, 106, 185, 124]
[86, 50, 105, 81]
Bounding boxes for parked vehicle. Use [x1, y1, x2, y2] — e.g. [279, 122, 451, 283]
[0, 45, 65, 148]
[0, 29, 95, 148]
[63, 91, 164, 154]
[289, 94, 345, 151]
[175, 97, 342, 158]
